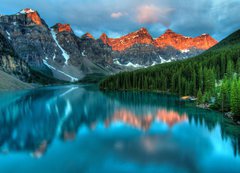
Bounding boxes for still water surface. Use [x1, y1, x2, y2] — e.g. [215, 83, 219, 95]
[0, 85, 240, 173]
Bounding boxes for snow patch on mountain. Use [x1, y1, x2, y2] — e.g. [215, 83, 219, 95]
[19, 8, 35, 14]
[6, 31, 11, 40]
[43, 59, 78, 82]
[181, 49, 190, 53]
[51, 29, 70, 65]
[159, 56, 172, 63]
[82, 50, 86, 57]
[125, 62, 146, 68]
[114, 58, 174, 68]
[114, 59, 145, 68]
[151, 61, 157, 66]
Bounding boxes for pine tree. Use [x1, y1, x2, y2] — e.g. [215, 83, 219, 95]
[193, 71, 197, 96]
[231, 79, 240, 116]
[236, 59, 240, 76]
[198, 66, 203, 92]
[219, 78, 231, 112]
[197, 89, 203, 105]
[226, 59, 234, 78]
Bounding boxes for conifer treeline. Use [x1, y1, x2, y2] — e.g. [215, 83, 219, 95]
[99, 30, 240, 115]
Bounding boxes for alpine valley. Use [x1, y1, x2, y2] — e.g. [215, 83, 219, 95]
[0, 8, 217, 88]
[1, 2, 240, 173]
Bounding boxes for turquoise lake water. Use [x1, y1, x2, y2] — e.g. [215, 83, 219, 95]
[0, 84, 240, 173]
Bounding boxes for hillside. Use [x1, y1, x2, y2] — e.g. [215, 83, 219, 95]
[0, 70, 32, 90]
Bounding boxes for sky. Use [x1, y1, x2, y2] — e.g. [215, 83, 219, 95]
[0, 0, 240, 41]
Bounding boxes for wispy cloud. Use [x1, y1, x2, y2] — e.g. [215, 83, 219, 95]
[136, 5, 173, 26]
[111, 12, 124, 19]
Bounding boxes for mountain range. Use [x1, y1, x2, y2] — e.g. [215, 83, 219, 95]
[0, 8, 217, 86]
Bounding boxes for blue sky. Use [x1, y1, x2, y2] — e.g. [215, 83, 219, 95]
[1, 0, 240, 40]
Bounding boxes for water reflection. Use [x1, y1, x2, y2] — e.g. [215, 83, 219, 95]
[106, 109, 188, 131]
[0, 85, 240, 172]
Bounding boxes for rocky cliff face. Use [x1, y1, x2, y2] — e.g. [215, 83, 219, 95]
[113, 44, 182, 67]
[0, 32, 30, 82]
[77, 33, 113, 66]
[0, 9, 63, 73]
[51, 24, 116, 76]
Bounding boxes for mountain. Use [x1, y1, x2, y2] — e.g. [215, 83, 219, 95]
[101, 28, 217, 52]
[100, 28, 217, 67]
[0, 9, 118, 82]
[0, 8, 218, 85]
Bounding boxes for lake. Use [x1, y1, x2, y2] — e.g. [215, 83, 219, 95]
[0, 85, 240, 173]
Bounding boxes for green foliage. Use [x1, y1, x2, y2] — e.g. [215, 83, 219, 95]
[230, 79, 240, 116]
[197, 89, 203, 104]
[78, 73, 107, 83]
[30, 68, 66, 85]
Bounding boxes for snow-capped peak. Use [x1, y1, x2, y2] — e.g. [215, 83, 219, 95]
[201, 33, 209, 36]
[19, 8, 35, 14]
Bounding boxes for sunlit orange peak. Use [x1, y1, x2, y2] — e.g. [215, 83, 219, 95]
[54, 23, 72, 33]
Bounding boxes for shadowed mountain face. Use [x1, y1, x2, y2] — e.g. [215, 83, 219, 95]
[0, 8, 217, 83]
[0, 32, 30, 82]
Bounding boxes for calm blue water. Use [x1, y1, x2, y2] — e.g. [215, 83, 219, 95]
[0, 85, 240, 173]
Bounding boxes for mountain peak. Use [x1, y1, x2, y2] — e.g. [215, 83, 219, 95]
[137, 27, 148, 33]
[155, 30, 217, 50]
[52, 23, 72, 33]
[198, 33, 212, 38]
[18, 8, 42, 25]
[83, 32, 95, 39]
[100, 28, 154, 51]
[100, 33, 109, 44]
[162, 29, 180, 36]
[100, 33, 108, 38]
[134, 27, 151, 36]
[19, 8, 36, 14]
[165, 29, 174, 33]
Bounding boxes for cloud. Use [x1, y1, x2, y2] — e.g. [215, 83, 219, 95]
[136, 4, 173, 26]
[111, 12, 123, 19]
[74, 29, 84, 37]
[0, 0, 240, 40]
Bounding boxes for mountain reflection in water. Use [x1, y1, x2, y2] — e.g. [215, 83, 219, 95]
[0, 85, 240, 173]
[106, 109, 187, 131]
